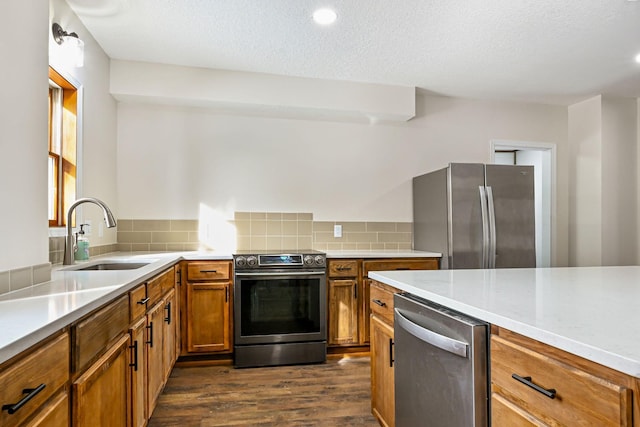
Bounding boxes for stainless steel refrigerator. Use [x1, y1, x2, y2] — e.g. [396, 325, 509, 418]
[413, 163, 536, 269]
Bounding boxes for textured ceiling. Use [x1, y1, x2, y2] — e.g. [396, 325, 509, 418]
[65, 0, 640, 105]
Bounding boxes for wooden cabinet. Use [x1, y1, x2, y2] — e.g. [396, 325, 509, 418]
[146, 300, 165, 417]
[0, 332, 69, 427]
[369, 280, 399, 427]
[182, 261, 233, 354]
[327, 257, 438, 350]
[72, 334, 130, 426]
[72, 294, 129, 374]
[491, 327, 637, 426]
[328, 278, 359, 345]
[327, 260, 360, 347]
[24, 391, 69, 427]
[132, 266, 179, 422]
[163, 288, 178, 381]
[129, 317, 147, 427]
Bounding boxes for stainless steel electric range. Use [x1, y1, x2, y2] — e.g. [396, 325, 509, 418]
[232, 250, 327, 368]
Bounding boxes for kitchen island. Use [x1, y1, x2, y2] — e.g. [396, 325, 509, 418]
[370, 266, 640, 377]
[370, 266, 640, 426]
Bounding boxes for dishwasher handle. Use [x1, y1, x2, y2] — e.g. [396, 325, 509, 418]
[395, 308, 468, 358]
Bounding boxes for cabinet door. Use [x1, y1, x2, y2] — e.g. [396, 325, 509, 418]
[129, 317, 147, 427]
[72, 334, 129, 427]
[162, 289, 178, 381]
[185, 282, 231, 353]
[146, 301, 165, 417]
[328, 279, 359, 345]
[360, 279, 371, 345]
[371, 315, 395, 427]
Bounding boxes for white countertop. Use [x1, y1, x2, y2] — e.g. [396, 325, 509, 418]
[0, 251, 231, 364]
[369, 266, 640, 378]
[0, 249, 435, 365]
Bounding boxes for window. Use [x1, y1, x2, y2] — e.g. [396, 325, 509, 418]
[48, 67, 78, 227]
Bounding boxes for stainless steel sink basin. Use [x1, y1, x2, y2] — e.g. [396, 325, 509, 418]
[73, 262, 150, 271]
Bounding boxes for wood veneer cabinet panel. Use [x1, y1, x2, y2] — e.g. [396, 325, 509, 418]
[491, 393, 548, 427]
[185, 282, 231, 353]
[328, 279, 359, 345]
[369, 281, 397, 325]
[370, 314, 395, 427]
[129, 284, 148, 322]
[24, 391, 69, 427]
[146, 301, 165, 418]
[362, 258, 438, 275]
[147, 268, 173, 307]
[187, 261, 230, 281]
[0, 333, 69, 427]
[491, 332, 633, 426]
[162, 289, 178, 382]
[73, 294, 129, 374]
[129, 317, 147, 427]
[72, 334, 129, 427]
[328, 260, 359, 278]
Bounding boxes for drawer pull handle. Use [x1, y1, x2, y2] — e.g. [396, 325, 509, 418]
[200, 269, 218, 273]
[373, 299, 387, 307]
[512, 374, 556, 399]
[336, 266, 352, 271]
[137, 297, 150, 305]
[2, 384, 46, 414]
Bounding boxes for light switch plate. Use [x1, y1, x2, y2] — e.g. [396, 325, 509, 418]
[334, 224, 342, 238]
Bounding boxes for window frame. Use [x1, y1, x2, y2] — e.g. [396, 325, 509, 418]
[48, 66, 82, 228]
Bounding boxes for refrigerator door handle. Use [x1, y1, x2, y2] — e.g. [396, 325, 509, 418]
[486, 186, 497, 268]
[479, 186, 490, 268]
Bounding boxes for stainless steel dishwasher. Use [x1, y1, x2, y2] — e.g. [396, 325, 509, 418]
[394, 293, 489, 427]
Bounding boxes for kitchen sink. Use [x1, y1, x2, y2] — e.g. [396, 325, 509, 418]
[69, 262, 151, 271]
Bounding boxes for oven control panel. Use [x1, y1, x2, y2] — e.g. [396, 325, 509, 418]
[234, 251, 326, 270]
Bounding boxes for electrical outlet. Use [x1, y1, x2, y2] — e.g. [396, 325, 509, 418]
[99, 222, 104, 237]
[334, 224, 342, 238]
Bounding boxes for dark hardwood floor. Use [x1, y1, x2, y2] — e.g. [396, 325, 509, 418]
[149, 356, 379, 426]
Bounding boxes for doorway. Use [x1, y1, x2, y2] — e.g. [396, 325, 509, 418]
[490, 140, 555, 267]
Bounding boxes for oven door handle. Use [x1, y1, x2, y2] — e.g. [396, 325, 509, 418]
[235, 271, 326, 277]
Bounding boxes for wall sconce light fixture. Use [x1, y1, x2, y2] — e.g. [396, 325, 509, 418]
[52, 23, 85, 67]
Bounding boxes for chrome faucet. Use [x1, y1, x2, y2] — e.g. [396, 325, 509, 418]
[63, 197, 117, 265]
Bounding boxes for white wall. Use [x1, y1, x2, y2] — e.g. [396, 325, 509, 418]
[568, 95, 638, 267]
[116, 92, 569, 265]
[49, 0, 118, 248]
[0, 1, 49, 271]
[568, 96, 602, 266]
[601, 96, 637, 265]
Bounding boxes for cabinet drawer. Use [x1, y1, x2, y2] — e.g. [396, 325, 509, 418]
[369, 281, 398, 325]
[491, 393, 547, 427]
[328, 260, 359, 277]
[24, 391, 68, 427]
[363, 258, 438, 275]
[73, 294, 129, 373]
[187, 261, 230, 281]
[491, 335, 632, 426]
[0, 333, 69, 427]
[147, 268, 175, 306]
[129, 284, 148, 321]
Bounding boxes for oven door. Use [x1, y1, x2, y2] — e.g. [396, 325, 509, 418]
[234, 270, 327, 345]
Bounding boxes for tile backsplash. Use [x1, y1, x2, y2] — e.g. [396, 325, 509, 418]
[46, 212, 414, 264]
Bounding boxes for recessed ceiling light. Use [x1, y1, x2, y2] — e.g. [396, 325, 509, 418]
[313, 8, 337, 25]
[635, 53, 640, 63]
